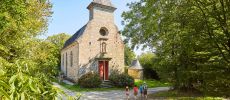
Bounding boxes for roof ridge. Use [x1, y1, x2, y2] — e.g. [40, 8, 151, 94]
[62, 24, 87, 49]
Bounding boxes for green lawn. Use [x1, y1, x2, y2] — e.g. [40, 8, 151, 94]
[149, 90, 226, 100]
[135, 80, 171, 88]
[57, 79, 171, 92]
[59, 82, 124, 92]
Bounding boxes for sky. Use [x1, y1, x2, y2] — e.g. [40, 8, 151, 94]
[45, 0, 149, 55]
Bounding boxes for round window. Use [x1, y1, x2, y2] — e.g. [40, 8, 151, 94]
[99, 28, 108, 36]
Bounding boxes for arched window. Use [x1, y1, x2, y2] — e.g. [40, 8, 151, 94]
[101, 42, 107, 53]
[62, 54, 64, 67]
[70, 51, 73, 67]
[66, 53, 68, 67]
[99, 27, 108, 36]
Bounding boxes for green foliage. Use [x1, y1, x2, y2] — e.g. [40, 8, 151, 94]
[139, 52, 159, 80]
[26, 39, 59, 76]
[0, 60, 62, 99]
[124, 44, 136, 66]
[46, 33, 70, 68]
[0, 0, 73, 99]
[78, 72, 102, 88]
[26, 33, 70, 77]
[109, 71, 134, 87]
[122, 0, 230, 96]
[135, 80, 171, 88]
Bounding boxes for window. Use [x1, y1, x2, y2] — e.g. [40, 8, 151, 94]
[62, 54, 64, 67]
[101, 42, 106, 53]
[99, 27, 108, 36]
[66, 52, 68, 67]
[70, 51, 73, 67]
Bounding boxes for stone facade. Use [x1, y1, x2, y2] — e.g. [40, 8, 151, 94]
[61, 0, 124, 82]
[128, 59, 143, 80]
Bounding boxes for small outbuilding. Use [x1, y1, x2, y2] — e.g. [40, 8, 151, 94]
[128, 59, 143, 80]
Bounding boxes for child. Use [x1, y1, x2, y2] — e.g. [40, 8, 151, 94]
[143, 82, 148, 99]
[125, 86, 130, 100]
[139, 84, 143, 97]
[133, 85, 138, 100]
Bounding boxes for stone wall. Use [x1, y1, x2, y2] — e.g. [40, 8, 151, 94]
[61, 1, 124, 82]
[61, 42, 79, 82]
[128, 69, 143, 80]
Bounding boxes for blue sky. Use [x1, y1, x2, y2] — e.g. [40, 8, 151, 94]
[45, 0, 148, 55]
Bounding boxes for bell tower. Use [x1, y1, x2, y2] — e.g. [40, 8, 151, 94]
[87, 0, 116, 21]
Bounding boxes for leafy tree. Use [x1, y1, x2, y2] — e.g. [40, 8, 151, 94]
[46, 33, 70, 69]
[124, 44, 136, 66]
[0, 0, 66, 99]
[27, 39, 59, 76]
[139, 52, 159, 80]
[122, 0, 230, 96]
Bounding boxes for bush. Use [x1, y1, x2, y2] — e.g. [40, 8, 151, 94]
[78, 72, 102, 88]
[109, 71, 134, 87]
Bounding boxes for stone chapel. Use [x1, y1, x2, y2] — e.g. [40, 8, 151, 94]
[61, 0, 124, 82]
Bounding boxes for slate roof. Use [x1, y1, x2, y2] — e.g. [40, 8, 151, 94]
[129, 59, 143, 70]
[63, 25, 87, 49]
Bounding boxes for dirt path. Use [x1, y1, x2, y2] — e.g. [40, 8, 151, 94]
[53, 82, 170, 100]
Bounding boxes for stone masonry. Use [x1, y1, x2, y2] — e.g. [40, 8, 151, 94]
[61, 0, 124, 82]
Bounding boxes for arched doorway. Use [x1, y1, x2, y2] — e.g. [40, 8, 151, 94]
[98, 61, 109, 80]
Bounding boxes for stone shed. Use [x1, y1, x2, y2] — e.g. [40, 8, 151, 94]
[128, 59, 143, 80]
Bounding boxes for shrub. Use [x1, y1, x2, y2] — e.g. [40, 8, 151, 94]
[78, 72, 102, 88]
[109, 71, 134, 87]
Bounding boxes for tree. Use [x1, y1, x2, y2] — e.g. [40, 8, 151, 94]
[46, 33, 70, 69]
[0, 0, 64, 99]
[139, 52, 159, 80]
[124, 44, 136, 66]
[122, 0, 230, 96]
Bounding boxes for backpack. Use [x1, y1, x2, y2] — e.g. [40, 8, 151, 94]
[143, 85, 148, 91]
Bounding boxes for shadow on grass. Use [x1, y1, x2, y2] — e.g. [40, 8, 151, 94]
[59, 82, 124, 92]
[149, 90, 226, 100]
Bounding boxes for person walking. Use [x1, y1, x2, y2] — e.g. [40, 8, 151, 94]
[143, 82, 148, 99]
[133, 85, 138, 100]
[139, 84, 143, 97]
[125, 86, 130, 100]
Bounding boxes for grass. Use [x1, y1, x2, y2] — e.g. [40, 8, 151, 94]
[149, 90, 226, 100]
[59, 82, 124, 92]
[57, 79, 171, 92]
[134, 79, 171, 88]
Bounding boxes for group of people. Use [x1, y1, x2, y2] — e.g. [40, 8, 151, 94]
[126, 82, 148, 100]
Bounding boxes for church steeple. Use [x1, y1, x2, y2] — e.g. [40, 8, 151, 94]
[87, 0, 116, 21]
[93, 0, 113, 7]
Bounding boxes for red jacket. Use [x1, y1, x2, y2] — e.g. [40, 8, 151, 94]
[134, 87, 138, 93]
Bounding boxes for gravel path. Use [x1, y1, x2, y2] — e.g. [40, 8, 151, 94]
[53, 82, 170, 100]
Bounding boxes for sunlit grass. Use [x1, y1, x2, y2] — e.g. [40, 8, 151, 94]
[134, 80, 171, 88]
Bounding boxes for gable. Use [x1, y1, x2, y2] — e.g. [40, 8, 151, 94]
[63, 24, 87, 49]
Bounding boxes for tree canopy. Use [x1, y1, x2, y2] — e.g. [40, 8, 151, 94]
[0, 0, 71, 99]
[124, 44, 136, 66]
[122, 0, 230, 96]
[139, 52, 159, 80]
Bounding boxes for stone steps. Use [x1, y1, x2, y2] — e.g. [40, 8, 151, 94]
[100, 81, 114, 88]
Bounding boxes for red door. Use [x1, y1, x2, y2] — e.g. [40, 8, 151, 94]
[98, 61, 109, 80]
[105, 61, 109, 80]
[99, 61, 104, 80]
